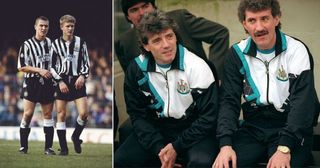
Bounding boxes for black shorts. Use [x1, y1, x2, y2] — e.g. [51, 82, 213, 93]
[21, 77, 55, 104]
[55, 75, 87, 101]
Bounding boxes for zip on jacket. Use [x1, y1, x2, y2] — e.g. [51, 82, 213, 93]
[217, 29, 319, 150]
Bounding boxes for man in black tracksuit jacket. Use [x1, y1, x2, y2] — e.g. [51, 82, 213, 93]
[115, 10, 220, 167]
[114, 0, 229, 149]
[213, 0, 320, 167]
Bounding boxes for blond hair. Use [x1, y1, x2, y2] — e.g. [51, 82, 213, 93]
[59, 14, 76, 26]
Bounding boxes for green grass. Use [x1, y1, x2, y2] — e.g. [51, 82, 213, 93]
[0, 140, 112, 168]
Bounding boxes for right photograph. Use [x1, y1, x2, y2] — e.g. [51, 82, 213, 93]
[113, 0, 320, 167]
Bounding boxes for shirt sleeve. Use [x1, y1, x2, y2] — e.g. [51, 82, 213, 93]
[17, 43, 29, 69]
[79, 41, 90, 78]
[50, 43, 62, 82]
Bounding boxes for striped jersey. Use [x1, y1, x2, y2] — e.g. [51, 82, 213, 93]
[17, 37, 52, 78]
[51, 36, 90, 81]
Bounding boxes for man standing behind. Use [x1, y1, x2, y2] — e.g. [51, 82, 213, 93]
[17, 16, 56, 155]
[116, 0, 229, 78]
[115, 10, 220, 167]
[51, 14, 90, 155]
[213, 0, 319, 167]
[115, 0, 229, 144]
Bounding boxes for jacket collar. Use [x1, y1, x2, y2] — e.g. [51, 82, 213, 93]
[243, 29, 287, 57]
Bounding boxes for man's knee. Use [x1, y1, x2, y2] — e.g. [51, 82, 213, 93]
[114, 149, 147, 167]
[291, 150, 313, 167]
[115, 140, 161, 167]
[186, 136, 218, 167]
[187, 152, 214, 167]
[114, 150, 127, 167]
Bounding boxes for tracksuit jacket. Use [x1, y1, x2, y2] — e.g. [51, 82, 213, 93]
[217, 29, 320, 150]
[124, 44, 219, 155]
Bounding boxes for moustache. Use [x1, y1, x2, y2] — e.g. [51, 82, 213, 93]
[254, 30, 268, 37]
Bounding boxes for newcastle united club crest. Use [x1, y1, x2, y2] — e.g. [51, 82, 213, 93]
[177, 79, 190, 94]
[38, 53, 50, 62]
[276, 65, 288, 81]
[66, 54, 75, 61]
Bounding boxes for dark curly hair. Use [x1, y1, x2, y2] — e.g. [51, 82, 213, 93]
[238, 0, 281, 29]
[137, 10, 178, 45]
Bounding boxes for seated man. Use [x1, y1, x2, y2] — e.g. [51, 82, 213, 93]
[115, 0, 229, 142]
[115, 10, 220, 167]
[213, 0, 320, 167]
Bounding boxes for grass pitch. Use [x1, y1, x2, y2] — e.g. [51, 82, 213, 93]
[0, 140, 112, 168]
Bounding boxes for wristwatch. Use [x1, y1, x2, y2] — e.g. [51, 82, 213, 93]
[277, 145, 290, 154]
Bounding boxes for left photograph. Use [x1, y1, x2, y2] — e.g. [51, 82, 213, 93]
[0, 0, 112, 167]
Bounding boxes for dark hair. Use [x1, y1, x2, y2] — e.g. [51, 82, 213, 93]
[35, 16, 49, 25]
[238, 0, 281, 29]
[137, 10, 178, 45]
[121, 0, 156, 17]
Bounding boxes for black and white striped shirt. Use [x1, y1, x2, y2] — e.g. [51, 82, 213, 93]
[17, 37, 52, 78]
[51, 36, 90, 81]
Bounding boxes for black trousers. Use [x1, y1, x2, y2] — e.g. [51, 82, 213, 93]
[114, 133, 219, 168]
[233, 120, 313, 167]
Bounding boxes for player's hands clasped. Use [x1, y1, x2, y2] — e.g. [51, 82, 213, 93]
[159, 143, 181, 168]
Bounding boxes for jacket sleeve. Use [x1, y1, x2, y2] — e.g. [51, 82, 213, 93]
[279, 44, 319, 150]
[180, 9, 229, 79]
[216, 48, 243, 147]
[171, 81, 219, 154]
[124, 63, 166, 155]
[279, 70, 317, 150]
